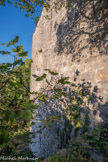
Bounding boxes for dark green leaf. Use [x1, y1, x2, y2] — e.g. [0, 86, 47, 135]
[0, 51, 11, 55]
[58, 77, 70, 84]
[7, 36, 19, 47]
[36, 73, 46, 81]
[13, 58, 22, 66]
[44, 69, 58, 75]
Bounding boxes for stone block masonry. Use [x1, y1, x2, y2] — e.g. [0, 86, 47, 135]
[30, 0, 108, 158]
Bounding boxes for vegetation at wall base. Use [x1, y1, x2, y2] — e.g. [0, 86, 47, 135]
[36, 123, 108, 162]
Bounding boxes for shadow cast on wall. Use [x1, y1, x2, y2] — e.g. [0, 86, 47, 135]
[29, 73, 108, 158]
[54, 0, 108, 61]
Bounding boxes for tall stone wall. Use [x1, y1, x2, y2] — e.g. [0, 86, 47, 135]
[30, 0, 108, 158]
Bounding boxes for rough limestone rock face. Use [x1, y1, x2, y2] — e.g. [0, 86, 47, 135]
[29, 0, 108, 158]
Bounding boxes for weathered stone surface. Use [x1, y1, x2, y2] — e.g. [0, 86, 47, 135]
[30, 0, 108, 158]
[96, 69, 108, 80]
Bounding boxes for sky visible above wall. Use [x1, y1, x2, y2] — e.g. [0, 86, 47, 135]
[0, 3, 38, 63]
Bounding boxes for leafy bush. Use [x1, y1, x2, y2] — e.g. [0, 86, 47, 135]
[0, 37, 35, 156]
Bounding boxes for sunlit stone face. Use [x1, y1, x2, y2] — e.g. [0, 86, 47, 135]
[30, 0, 108, 158]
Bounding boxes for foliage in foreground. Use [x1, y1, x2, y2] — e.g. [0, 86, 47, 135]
[0, 36, 37, 156]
